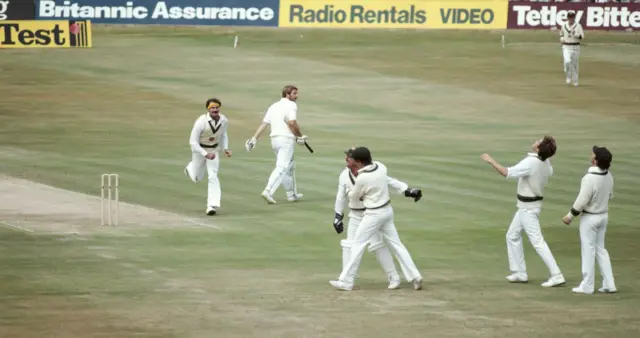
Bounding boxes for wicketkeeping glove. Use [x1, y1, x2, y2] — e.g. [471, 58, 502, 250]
[333, 212, 344, 234]
[404, 188, 422, 202]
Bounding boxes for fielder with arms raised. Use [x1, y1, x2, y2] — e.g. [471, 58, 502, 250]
[481, 136, 565, 288]
[334, 147, 423, 290]
[562, 145, 616, 294]
[246, 85, 307, 204]
[184, 98, 232, 216]
[330, 147, 423, 291]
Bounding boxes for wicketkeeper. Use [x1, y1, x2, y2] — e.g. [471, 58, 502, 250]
[333, 147, 423, 290]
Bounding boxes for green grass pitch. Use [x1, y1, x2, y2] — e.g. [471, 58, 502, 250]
[1, 26, 639, 337]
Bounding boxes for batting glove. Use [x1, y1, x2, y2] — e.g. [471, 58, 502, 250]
[245, 137, 257, 151]
[404, 188, 422, 202]
[333, 212, 344, 234]
[296, 135, 308, 145]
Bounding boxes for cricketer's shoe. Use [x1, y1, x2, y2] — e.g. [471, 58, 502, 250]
[566, 77, 571, 85]
[388, 279, 401, 290]
[412, 278, 423, 290]
[572, 286, 593, 294]
[206, 206, 217, 216]
[261, 191, 276, 204]
[541, 274, 566, 288]
[330, 280, 353, 291]
[573, 82, 579, 87]
[598, 287, 617, 294]
[506, 273, 528, 283]
[287, 193, 304, 202]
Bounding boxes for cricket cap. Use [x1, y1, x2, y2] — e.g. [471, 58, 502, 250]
[344, 146, 357, 157]
[593, 145, 612, 168]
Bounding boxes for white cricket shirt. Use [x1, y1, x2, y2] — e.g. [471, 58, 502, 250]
[570, 166, 614, 215]
[350, 161, 394, 210]
[560, 21, 584, 45]
[335, 167, 409, 217]
[262, 98, 297, 139]
[189, 113, 229, 156]
[506, 153, 554, 209]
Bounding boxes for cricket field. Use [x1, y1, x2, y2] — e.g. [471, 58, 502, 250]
[1, 27, 639, 337]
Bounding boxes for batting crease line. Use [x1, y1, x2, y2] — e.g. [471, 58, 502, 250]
[182, 218, 221, 230]
[0, 221, 34, 233]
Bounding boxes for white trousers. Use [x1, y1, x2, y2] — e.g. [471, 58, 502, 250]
[338, 206, 421, 284]
[506, 208, 562, 277]
[577, 213, 616, 293]
[562, 45, 581, 83]
[264, 136, 298, 198]
[185, 151, 221, 208]
[340, 213, 400, 284]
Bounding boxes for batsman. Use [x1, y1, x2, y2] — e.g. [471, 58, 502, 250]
[333, 147, 423, 289]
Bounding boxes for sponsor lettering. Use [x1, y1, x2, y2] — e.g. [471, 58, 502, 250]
[440, 8, 494, 25]
[38, 0, 275, 22]
[508, 3, 640, 30]
[289, 4, 426, 24]
[0, 22, 65, 45]
[0, 20, 91, 48]
[0, 1, 8, 20]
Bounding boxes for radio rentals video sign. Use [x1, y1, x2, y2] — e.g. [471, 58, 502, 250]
[278, 0, 508, 29]
[0, 20, 92, 48]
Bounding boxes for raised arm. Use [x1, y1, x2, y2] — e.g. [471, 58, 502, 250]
[387, 176, 409, 194]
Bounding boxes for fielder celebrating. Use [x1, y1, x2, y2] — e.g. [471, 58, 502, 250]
[560, 11, 584, 86]
[334, 147, 423, 290]
[185, 98, 232, 216]
[481, 136, 565, 288]
[246, 85, 307, 204]
[330, 147, 423, 291]
[562, 146, 617, 294]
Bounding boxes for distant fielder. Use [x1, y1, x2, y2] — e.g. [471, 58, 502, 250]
[184, 98, 232, 216]
[560, 11, 584, 86]
[334, 147, 423, 290]
[481, 136, 565, 288]
[245, 85, 308, 204]
[562, 145, 616, 294]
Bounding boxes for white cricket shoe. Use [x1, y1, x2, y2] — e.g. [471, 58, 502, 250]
[261, 191, 276, 204]
[566, 77, 571, 85]
[287, 193, 304, 202]
[412, 278, 423, 290]
[573, 82, 579, 87]
[541, 274, 566, 287]
[506, 273, 528, 283]
[388, 278, 401, 290]
[329, 280, 353, 291]
[598, 287, 617, 294]
[572, 286, 593, 294]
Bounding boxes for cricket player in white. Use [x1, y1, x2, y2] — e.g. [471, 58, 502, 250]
[563, 146, 616, 294]
[245, 85, 307, 204]
[185, 98, 232, 215]
[481, 136, 565, 287]
[560, 11, 584, 86]
[330, 147, 423, 291]
[333, 147, 423, 290]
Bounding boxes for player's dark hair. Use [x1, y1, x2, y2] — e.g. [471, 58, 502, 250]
[205, 98, 222, 108]
[597, 159, 611, 170]
[282, 85, 298, 98]
[537, 136, 557, 161]
[351, 147, 372, 165]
